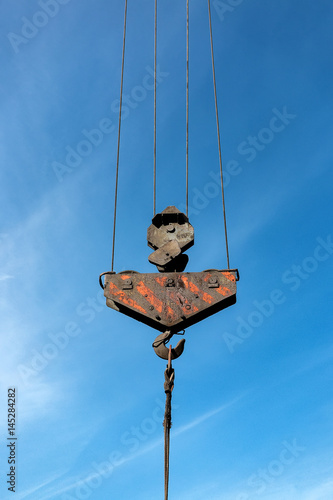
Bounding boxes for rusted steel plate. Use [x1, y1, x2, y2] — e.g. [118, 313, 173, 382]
[104, 270, 238, 333]
[147, 206, 194, 252]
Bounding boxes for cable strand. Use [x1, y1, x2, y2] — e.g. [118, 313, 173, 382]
[186, 0, 189, 217]
[111, 0, 128, 271]
[163, 362, 174, 500]
[164, 393, 171, 500]
[154, 0, 157, 216]
[207, 0, 230, 269]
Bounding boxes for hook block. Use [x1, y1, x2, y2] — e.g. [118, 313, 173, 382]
[103, 269, 238, 333]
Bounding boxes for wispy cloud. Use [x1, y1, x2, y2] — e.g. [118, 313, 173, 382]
[303, 480, 333, 500]
[22, 395, 243, 500]
[0, 273, 14, 281]
[14, 472, 66, 500]
[173, 395, 243, 437]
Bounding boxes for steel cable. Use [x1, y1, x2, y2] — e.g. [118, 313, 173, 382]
[111, 0, 128, 271]
[207, 0, 230, 269]
[164, 394, 171, 500]
[186, 0, 189, 216]
[154, 0, 157, 216]
[163, 359, 174, 500]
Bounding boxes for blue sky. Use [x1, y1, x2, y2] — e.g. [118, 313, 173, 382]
[0, 0, 333, 499]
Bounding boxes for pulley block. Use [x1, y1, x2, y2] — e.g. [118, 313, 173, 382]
[101, 206, 239, 334]
[103, 268, 238, 333]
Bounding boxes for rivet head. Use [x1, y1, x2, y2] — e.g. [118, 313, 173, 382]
[185, 305, 191, 310]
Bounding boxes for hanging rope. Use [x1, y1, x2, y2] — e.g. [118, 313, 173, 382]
[163, 347, 174, 500]
[153, 0, 157, 216]
[111, 0, 128, 271]
[207, 0, 230, 269]
[186, 0, 189, 217]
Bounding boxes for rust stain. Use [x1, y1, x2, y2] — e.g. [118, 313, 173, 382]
[120, 275, 131, 280]
[108, 282, 147, 314]
[182, 276, 215, 304]
[155, 276, 168, 287]
[137, 281, 177, 320]
[137, 281, 163, 314]
[221, 272, 236, 282]
[165, 306, 177, 320]
[215, 286, 231, 297]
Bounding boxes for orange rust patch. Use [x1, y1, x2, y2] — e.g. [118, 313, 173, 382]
[221, 272, 236, 282]
[155, 276, 168, 287]
[137, 281, 163, 314]
[120, 275, 131, 280]
[181, 276, 215, 305]
[215, 286, 231, 297]
[137, 281, 177, 320]
[166, 306, 177, 320]
[108, 282, 147, 314]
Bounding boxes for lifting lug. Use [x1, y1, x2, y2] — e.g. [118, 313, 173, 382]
[152, 331, 186, 360]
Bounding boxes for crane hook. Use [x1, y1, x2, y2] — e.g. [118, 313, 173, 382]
[152, 331, 186, 360]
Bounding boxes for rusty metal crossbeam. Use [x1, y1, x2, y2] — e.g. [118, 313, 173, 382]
[103, 269, 238, 333]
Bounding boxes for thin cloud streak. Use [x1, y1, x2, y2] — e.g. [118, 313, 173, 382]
[14, 472, 66, 500]
[173, 395, 244, 438]
[30, 395, 243, 500]
[0, 274, 14, 281]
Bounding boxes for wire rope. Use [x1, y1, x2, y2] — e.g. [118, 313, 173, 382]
[186, 0, 189, 216]
[207, 0, 230, 269]
[153, 0, 157, 216]
[111, 0, 128, 271]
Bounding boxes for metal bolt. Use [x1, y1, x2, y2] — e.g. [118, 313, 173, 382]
[209, 276, 218, 284]
[185, 305, 191, 310]
[166, 224, 175, 233]
[149, 305, 154, 310]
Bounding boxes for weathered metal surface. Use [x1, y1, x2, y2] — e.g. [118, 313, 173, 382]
[103, 269, 238, 333]
[148, 240, 181, 267]
[147, 206, 194, 251]
[147, 206, 194, 272]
